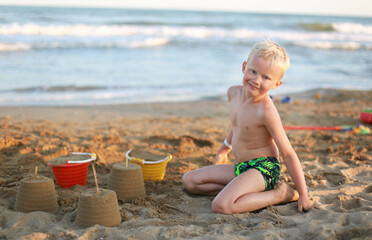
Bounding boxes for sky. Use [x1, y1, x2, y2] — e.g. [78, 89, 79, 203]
[0, 0, 371, 17]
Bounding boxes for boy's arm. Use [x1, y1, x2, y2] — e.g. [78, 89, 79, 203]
[281, 149, 312, 212]
[264, 107, 313, 212]
[214, 128, 233, 165]
[213, 85, 238, 165]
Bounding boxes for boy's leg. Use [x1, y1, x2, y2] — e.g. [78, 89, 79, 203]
[211, 169, 299, 214]
[182, 165, 236, 195]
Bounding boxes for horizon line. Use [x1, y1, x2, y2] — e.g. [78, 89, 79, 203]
[1, 4, 372, 18]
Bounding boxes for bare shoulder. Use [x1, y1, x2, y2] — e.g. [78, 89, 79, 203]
[261, 97, 281, 122]
[227, 85, 242, 101]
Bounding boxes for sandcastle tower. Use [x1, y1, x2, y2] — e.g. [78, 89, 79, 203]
[15, 176, 58, 213]
[108, 163, 146, 201]
[75, 189, 121, 227]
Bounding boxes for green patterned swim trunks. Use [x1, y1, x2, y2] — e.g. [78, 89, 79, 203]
[234, 157, 281, 191]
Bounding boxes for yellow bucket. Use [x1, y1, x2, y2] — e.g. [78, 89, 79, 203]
[126, 149, 172, 181]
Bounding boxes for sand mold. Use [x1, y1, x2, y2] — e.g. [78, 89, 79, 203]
[0, 89, 371, 239]
[15, 176, 58, 213]
[108, 163, 146, 201]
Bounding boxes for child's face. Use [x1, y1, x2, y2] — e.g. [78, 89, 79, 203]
[242, 54, 283, 96]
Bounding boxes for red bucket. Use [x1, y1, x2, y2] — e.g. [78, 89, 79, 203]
[360, 110, 372, 124]
[48, 162, 89, 188]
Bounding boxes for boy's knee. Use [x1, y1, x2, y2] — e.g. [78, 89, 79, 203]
[211, 198, 233, 214]
[182, 172, 195, 191]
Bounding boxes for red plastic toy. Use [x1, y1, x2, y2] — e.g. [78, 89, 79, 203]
[360, 109, 372, 124]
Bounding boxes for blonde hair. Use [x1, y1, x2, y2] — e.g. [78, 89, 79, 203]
[247, 41, 290, 79]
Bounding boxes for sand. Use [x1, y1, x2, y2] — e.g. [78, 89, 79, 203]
[0, 88, 371, 239]
[129, 148, 169, 161]
[49, 154, 92, 165]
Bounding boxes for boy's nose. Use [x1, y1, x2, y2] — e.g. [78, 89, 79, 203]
[251, 76, 261, 85]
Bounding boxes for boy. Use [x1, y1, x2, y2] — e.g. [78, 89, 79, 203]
[182, 41, 313, 214]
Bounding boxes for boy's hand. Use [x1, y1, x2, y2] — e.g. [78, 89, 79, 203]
[213, 153, 229, 165]
[298, 196, 313, 213]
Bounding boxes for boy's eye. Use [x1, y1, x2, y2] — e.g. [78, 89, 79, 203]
[250, 70, 256, 74]
[263, 76, 270, 80]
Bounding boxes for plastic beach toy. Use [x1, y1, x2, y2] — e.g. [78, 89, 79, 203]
[360, 109, 372, 124]
[281, 96, 292, 103]
[351, 124, 371, 134]
[126, 149, 172, 181]
[284, 124, 371, 134]
[48, 152, 96, 188]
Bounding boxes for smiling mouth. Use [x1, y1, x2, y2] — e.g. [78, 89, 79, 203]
[248, 84, 259, 90]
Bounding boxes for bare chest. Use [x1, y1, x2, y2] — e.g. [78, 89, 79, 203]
[229, 103, 262, 131]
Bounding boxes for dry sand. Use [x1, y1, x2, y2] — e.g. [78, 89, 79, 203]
[0, 89, 371, 239]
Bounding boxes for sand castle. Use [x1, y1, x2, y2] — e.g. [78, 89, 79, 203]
[108, 162, 146, 201]
[75, 161, 122, 227]
[75, 188, 121, 227]
[15, 175, 58, 213]
[15, 150, 170, 228]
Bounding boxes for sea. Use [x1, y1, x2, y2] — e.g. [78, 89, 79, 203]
[0, 6, 371, 106]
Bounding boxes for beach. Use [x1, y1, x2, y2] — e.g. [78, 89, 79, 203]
[0, 88, 371, 239]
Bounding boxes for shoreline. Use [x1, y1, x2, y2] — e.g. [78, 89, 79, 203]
[1, 87, 371, 109]
[1, 88, 370, 119]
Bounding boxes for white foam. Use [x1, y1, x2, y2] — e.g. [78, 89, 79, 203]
[129, 38, 169, 48]
[1, 23, 371, 52]
[294, 41, 362, 50]
[1, 22, 369, 42]
[0, 23, 218, 37]
[0, 23, 288, 40]
[332, 22, 372, 34]
[0, 43, 31, 52]
[0, 86, 228, 106]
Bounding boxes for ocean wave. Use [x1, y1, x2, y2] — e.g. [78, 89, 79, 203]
[300, 23, 335, 32]
[2, 22, 371, 40]
[0, 37, 170, 52]
[9, 85, 106, 93]
[106, 20, 234, 29]
[0, 23, 139, 36]
[1, 23, 372, 52]
[300, 22, 372, 35]
[0, 23, 252, 38]
[293, 41, 369, 50]
[4, 84, 193, 93]
[1, 39, 371, 53]
[0, 43, 31, 52]
[106, 21, 167, 26]
[0, 85, 227, 106]
[130, 38, 169, 48]
[332, 22, 372, 34]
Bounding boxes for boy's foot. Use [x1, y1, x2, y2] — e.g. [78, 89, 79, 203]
[275, 181, 299, 203]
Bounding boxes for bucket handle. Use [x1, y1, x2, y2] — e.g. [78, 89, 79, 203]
[67, 152, 97, 164]
[126, 149, 171, 165]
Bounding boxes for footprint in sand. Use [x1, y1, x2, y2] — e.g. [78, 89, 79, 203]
[319, 172, 347, 187]
[365, 185, 372, 193]
[341, 166, 372, 182]
[338, 195, 362, 210]
[319, 194, 339, 205]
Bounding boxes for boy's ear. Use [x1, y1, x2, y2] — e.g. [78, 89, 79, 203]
[273, 80, 283, 89]
[242, 61, 247, 73]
